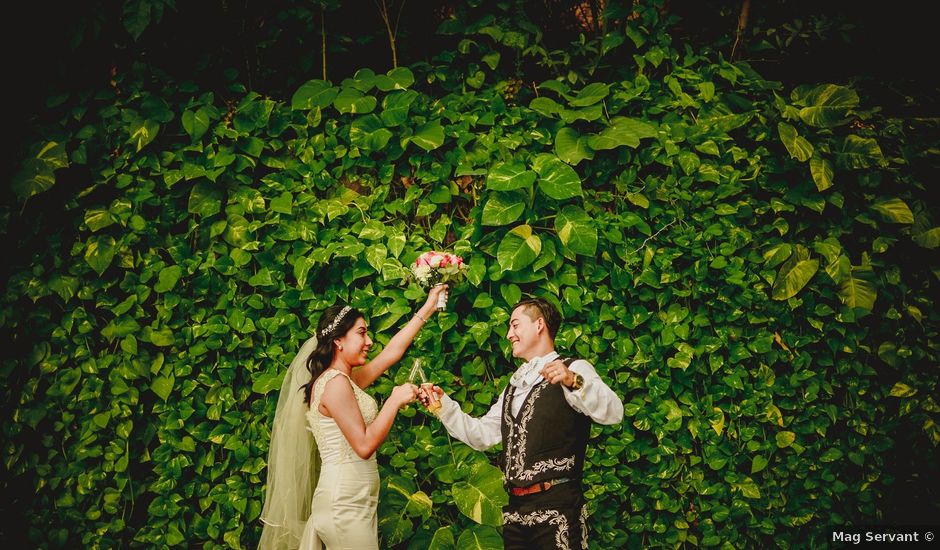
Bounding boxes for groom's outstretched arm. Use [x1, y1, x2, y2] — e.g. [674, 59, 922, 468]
[434, 392, 503, 451]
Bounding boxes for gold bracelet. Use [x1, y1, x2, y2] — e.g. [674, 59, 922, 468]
[415, 312, 427, 323]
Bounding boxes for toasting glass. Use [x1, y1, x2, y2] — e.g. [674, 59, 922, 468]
[407, 358, 441, 414]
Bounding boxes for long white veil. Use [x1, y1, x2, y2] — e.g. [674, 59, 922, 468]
[259, 335, 321, 549]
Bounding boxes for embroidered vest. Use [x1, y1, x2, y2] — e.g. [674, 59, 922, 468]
[500, 358, 591, 488]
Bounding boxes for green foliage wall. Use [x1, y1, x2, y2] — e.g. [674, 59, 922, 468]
[3, 4, 939, 549]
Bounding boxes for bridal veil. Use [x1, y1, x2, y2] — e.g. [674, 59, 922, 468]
[259, 336, 321, 549]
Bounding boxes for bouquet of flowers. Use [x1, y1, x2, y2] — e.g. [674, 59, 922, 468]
[410, 250, 468, 310]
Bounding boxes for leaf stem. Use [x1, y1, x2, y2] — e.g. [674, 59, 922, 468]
[321, 4, 327, 80]
[376, 0, 400, 69]
[629, 218, 678, 255]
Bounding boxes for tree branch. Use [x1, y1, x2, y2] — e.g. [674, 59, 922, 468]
[376, 0, 399, 68]
[731, 0, 751, 61]
[321, 4, 327, 80]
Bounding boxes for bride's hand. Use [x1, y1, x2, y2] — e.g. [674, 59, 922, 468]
[391, 383, 419, 409]
[424, 284, 448, 312]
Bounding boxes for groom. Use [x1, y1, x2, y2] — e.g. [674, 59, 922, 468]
[420, 297, 624, 550]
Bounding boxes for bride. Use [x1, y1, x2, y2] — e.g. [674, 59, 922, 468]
[259, 285, 447, 549]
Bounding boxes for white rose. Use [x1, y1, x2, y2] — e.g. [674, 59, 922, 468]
[413, 264, 432, 283]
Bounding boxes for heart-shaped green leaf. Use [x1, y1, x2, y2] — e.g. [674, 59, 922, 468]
[84, 235, 117, 275]
[532, 154, 582, 199]
[154, 265, 182, 293]
[834, 135, 884, 169]
[482, 191, 526, 226]
[772, 258, 818, 300]
[334, 88, 377, 114]
[587, 117, 657, 150]
[349, 114, 394, 151]
[451, 463, 507, 526]
[913, 228, 940, 249]
[375, 67, 415, 91]
[181, 107, 211, 141]
[871, 198, 914, 224]
[809, 154, 834, 192]
[291, 80, 340, 110]
[778, 122, 813, 162]
[554, 127, 594, 165]
[568, 82, 610, 107]
[455, 525, 503, 550]
[188, 182, 223, 217]
[796, 84, 859, 128]
[486, 161, 536, 191]
[529, 97, 562, 117]
[381, 90, 419, 126]
[151, 374, 175, 402]
[497, 225, 541, 271]
[410, 120, 445, 151]
[554, 205, 596, 255]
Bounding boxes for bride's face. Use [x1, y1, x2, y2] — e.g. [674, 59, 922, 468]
[336, 317, 372, 366]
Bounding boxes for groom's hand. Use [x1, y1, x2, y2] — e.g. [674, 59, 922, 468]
[541, 360, 575, 387]
[417, 385, 444, 407]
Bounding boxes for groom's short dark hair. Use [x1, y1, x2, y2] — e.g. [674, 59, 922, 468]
[512, 297, 561, 340]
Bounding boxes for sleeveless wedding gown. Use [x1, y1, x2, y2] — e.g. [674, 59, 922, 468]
[298, 369, 380, 550]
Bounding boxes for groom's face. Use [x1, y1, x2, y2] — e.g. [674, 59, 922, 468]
[507, 306, 542, 359]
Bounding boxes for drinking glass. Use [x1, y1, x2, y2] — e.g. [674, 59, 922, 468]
[407, 358, 441, 414]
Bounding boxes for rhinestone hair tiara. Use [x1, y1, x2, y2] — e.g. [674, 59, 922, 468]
[319, 306, 351, 338]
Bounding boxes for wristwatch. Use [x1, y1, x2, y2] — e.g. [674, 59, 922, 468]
[569, 372, 584, 391]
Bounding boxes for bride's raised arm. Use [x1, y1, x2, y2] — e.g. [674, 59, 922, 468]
[351, 284, 447, 388]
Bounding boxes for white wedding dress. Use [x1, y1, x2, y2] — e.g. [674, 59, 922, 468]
[298, 369, 380, 550]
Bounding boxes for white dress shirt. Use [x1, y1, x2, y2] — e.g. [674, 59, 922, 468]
[437, 351, 625, 451]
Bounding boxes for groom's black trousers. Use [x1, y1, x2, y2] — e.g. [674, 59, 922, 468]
[503, 482, 587, 550]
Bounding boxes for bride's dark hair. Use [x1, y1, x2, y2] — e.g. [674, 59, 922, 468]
[304, 304, 364, 404]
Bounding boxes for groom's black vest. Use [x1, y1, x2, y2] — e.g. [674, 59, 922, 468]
[500, 357, 591, 488]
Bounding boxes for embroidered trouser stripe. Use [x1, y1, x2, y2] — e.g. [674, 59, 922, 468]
[580, 504, 588, 549]
[502, 484, 586, 550]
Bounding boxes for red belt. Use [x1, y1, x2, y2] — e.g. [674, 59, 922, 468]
[509, 477, 571, 497]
